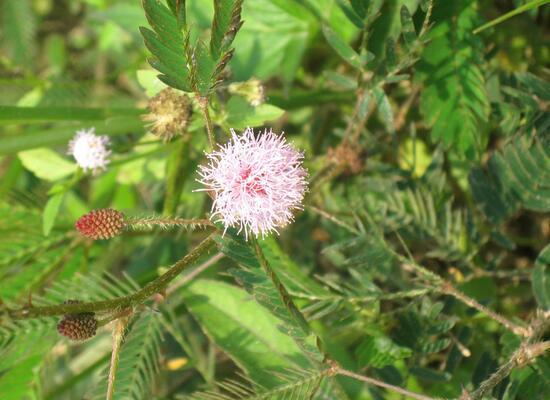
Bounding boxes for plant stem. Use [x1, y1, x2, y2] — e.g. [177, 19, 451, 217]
[5, 235, 217, 320]
[128, 217, 214, 230]
[198, 96, 215, 149]
[467, 341, 550, 400]
[336, 367, 439, 400]
[441, 282, 530, 337]
[106, 316, 129, 400]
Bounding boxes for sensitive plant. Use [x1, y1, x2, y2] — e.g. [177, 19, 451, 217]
[0, 1, 549, 400]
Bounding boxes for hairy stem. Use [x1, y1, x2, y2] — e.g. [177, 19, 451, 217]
[128, 217, 214, 230]
[198, 96, 215, 149]
[4, 235, 216, 320]
[465, 312, 550, 399]
[467, 341, 550, 400]
[106, 316, 130, 400]
[336, 366, 439, 400]
[441, 282, 529, 337]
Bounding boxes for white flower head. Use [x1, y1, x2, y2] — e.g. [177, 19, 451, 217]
[197, 127, 308, 239]
[68, 128, 111, 174]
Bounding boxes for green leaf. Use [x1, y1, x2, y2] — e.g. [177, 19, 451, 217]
[225, 96, 285, 129]
[42, 192, 65, 236]
[321, 24, 363, 70]
[373, 87, 395, 135]
[400, 5, 417, 50]
[469, 135, 550, 225]
[410, 366, 452, 382]
[0, 324, 57, 399]
[1, 0, 36, 67]
[140, 0, 192, 92]
[216, 232, 323, 364]
[211, 0, 243, 59]
[416, 0, 490, 159]
[0, 117, 145, 155]
[188, 39, 217, 95]
[18, 148, 77, 181]
[356, 334, 412, 368]
[0, 105, 143, 124]
[533, 244, 550, 310]
[182, 279, 312, 388]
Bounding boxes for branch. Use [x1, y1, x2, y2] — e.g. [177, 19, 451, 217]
[106, 316, 130, 400]
[128, 216, 214, 231]
[441, 282, 529, 337]
[466, 341, 550, 400]
[4, 235, 217, 320]
[465, 312, 550, 400]
[334, 364, 440, 400]
[197, 96, 215, 149]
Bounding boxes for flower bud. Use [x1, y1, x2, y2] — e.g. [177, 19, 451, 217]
[57, 307, 98, 341]
[327, 143, 364, 175]
[228, 78, 265, 106]
[142, 88, 192, 142]
[75, 209, 125, 240]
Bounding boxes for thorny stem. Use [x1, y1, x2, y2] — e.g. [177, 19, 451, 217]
[465, 313, 550, 400]
[399, 257, 529, 338]
[467, 342, 550, 400]
[106, 316, 130, 400]
[4, 235, 217, 320]
[441, 282, 530, 337]
[198, 96, 215, 149]
[128, 217, 214, 230]
[334, 364, 439, 400]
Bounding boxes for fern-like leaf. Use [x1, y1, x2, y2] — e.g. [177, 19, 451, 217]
[94, 311, 164, 399]
[1, 0, 36, 67]
[469, 134, 550, 225]
[416, 0, 490, 158]
[140, 0, 191, 92]
[216, 232, 323, 364]
[186, 368, 332, 400]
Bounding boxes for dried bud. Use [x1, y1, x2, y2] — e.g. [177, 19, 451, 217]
[57, 312, 98, 341]
[142, 88, 192, 142]
[75, 209, 125, 240]
[228, 78, 265, 106]
[327, 143, 364, 175]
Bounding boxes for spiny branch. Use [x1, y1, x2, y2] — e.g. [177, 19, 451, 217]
[3, 235, 217, 320]
[330, 361, 440, 400]
[464, 311, 550, 400]
[106, 316, 131, 400]
[198, 96, 215, 149]
[128, 216, 214, 231]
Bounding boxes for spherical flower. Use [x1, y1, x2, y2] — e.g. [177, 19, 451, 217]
[197, 128, 308, 239]
[142, 88, 193, 142]
[67, 128, 111, 173]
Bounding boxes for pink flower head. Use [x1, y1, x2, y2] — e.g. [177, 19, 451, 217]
[197, 128, 308, 239]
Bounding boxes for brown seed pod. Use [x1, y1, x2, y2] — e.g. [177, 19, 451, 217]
[75, 209, 125, 240]
[142, 88, 193, 142]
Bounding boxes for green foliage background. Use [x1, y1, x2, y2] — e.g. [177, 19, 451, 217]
[0, 0, 549, 399]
